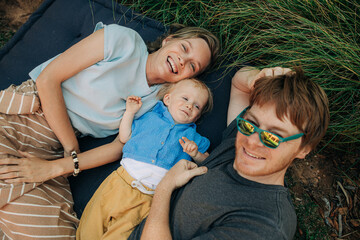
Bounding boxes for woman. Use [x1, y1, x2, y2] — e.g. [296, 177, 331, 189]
[0, 22, 219, 239]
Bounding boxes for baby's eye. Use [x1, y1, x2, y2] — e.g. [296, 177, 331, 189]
[195, 104, 200, 110]
[182, 97, 188, 101]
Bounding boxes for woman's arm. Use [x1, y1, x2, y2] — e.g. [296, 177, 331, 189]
[36, 29, 105, 156]
[0, 136, 123, 183]
[141, 160, 207, 240]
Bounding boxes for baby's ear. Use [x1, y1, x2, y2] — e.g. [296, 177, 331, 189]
[163, 93, 171, 106]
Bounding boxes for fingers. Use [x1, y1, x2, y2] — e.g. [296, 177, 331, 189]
[0, 158, 20, 165]
[127, 95, 142, 103]
[185, 161, 207, 177]
[179, 138, 185, 147]
[0, 167, 24, 183]
[273, 67, 292, 76]
[0, 164, 19, 174]
[18, 150, 35, 158]
[181, 136, 189, 142]
[189, 166, 208, 177]
[256, 67, 293, 80]
[179, 137, 197, 154]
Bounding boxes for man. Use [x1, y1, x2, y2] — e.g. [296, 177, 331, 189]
[128, 66, 329, 240]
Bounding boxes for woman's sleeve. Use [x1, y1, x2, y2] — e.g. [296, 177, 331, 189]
[96, 22, 143, 62]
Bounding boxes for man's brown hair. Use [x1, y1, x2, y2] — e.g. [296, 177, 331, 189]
[249, 67, 330, 150]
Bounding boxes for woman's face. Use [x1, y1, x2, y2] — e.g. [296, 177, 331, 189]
[146, 37, 211, 85]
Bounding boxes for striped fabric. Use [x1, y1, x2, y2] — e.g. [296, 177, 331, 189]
[0, 80, 79, 239]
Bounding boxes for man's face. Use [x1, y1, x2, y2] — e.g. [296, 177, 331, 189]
[233, 103, 310, 185]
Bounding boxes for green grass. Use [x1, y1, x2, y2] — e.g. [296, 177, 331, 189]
[293, 194, 332, 240]
[117, 0, 360, 154]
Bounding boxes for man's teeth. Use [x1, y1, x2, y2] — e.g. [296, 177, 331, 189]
[245, 149, 262, 159]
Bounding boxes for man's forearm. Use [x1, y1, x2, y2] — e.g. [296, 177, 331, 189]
[141, 182, 174, 240]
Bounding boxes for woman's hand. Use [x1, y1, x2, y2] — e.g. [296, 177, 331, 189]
[159, 159, 207, 191]
[0, 151, 58, 183]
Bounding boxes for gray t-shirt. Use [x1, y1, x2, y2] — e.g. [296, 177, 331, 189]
[129, 120, 297, 240]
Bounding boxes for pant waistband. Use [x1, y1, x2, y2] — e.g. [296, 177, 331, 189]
[117, 166, 155, 195]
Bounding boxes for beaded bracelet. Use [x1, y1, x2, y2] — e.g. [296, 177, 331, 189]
[70, 151, 80, 177]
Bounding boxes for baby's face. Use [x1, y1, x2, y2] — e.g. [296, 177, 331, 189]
[163, 80, 209, 124]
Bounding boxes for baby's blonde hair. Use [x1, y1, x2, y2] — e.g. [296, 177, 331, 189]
[157, 78, 213, 115]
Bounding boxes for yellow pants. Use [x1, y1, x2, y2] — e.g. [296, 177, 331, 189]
[76, 166, 153, 240]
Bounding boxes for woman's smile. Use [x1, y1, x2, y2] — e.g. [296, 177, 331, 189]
[167, 56, 178, 74]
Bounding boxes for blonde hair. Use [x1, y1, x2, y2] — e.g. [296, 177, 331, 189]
[157, 78, 213, 115]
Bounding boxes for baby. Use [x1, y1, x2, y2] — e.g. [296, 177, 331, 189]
[77, 78, 213, 240]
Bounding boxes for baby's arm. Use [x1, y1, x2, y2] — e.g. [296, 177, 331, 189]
[119, 96, 142, 143]
[179, 137, 209, 164]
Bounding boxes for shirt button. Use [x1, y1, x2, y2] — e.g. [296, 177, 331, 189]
[161, 142, 164, 145]
[152, 160, 155, 163]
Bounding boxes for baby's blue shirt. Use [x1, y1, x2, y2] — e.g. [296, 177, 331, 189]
[122, 101, 210, 170]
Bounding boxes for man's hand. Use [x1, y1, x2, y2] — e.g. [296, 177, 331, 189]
[253, 67, 292, 83]
[160, 159, 208, 191]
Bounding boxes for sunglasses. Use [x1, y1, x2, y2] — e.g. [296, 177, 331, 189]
[236, 107, 304, 149]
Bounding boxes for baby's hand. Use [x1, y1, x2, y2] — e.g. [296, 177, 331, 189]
[179, 137, 198, 158]
[126, 96, 142, 114]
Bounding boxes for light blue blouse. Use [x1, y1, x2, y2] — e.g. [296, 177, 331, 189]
[29, 22, 160, 137]
[122, 101, 210, 170]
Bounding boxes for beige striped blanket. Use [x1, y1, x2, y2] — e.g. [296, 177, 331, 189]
[0, 80, 79, 239]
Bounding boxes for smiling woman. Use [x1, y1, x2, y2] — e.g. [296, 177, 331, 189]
[146, 36, 214, 85]
[146, 38, 211, 84]
[0, 3, 220, 239]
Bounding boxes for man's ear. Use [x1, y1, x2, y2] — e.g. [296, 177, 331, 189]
[295, 145, 312, 160]
[163, 93, 171, 106]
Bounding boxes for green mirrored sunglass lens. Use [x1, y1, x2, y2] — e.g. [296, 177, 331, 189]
[239, 120, 254, 135]
[261, 132, 279, 148]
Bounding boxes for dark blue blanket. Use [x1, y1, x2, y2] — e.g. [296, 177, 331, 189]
[0, 0, 235, 217]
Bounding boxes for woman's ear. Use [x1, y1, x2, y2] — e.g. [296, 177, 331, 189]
[163, 93, 171, 106]
[162, 36, 173, 47]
